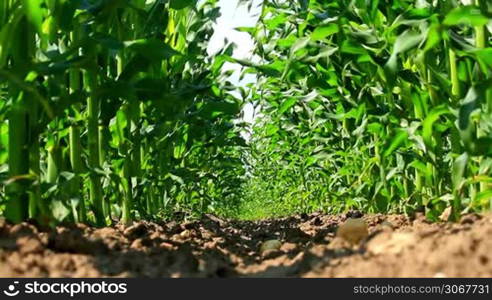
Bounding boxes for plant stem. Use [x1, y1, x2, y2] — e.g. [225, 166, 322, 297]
[69, 125, 85, 223]
[6, 96, 29, 222]
[85, 71, 105, 226]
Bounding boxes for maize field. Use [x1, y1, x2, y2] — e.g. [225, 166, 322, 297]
[0, 0, 491, 278]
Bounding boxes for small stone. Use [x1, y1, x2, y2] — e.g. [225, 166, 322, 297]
[260, 239, 282, 254]
[337, 218, 368, 245]
[180, 229, 191, 238]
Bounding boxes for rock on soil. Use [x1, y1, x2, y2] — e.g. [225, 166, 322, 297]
[0, 213, 491, 277]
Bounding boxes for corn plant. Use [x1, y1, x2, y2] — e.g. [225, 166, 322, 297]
[0, 0, 246, 225]
[237, 0, 492, 220]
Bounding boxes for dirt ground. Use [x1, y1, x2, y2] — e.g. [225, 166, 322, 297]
[0, 212, 491, 277]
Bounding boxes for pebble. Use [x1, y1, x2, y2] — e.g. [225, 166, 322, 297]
[260, 239, 282, 254]
[337, 218, 368, 245]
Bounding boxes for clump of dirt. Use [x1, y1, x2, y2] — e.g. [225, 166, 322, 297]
[0, 212, 490, 277]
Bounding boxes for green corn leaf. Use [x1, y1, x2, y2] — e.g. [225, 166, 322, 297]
[50, 200, 70, 222]
[444, 6, 489, 27]
[383, 130, 408, 157]
[278, 97, 297, 114]
[475, 189, 492, 207]
[21, 0, 44, 34]
[408, 160, 432, 181]
[386, 30, 424, 73]
[422, 105, 451, 149]
[125, 39, 180, 61]
[475, 48, 492, 70]
[452, 152, 468, 190]
[199, 101, 241, 119]
[310, 24, 339, 41]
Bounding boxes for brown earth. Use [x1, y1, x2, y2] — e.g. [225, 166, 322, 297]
[0, 212, 491, 277]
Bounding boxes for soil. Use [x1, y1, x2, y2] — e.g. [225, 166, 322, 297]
[0, 212, 491, 277]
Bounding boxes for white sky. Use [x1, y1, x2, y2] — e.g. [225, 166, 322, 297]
[207, 0, 263, 125]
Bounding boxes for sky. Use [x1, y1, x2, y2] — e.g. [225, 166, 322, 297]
[207, 0, 262, 61]
[207, 0, 263, 125]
